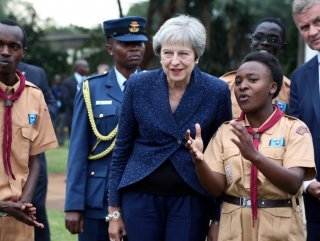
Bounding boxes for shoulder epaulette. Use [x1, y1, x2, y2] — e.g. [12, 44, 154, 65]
[220, 70, 236, 78]
[86, 71, 109, 81]
[283, 114, 299, 121]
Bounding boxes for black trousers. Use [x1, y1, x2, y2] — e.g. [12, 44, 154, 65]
[33, 153, 50, 241]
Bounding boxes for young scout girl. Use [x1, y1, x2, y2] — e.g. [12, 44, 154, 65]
[186, 52, 316, 241]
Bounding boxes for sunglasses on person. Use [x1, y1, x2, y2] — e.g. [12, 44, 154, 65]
[251, 34, 281, 44]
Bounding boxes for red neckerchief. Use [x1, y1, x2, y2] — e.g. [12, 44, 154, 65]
[0, 70, 26, 179]
[237, 105, 283, 224]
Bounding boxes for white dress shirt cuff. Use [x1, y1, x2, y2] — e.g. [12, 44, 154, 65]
[304, 179, 317, 193]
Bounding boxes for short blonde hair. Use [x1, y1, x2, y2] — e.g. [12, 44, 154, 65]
[152, 15, 206, 59]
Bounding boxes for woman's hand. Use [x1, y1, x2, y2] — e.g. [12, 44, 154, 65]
[229, 120, 260, 162]
[108, 206, 126, 241]
[185, 123, 204, 162]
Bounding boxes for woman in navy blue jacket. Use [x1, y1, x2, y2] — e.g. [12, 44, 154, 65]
[108, 15, 232, 241]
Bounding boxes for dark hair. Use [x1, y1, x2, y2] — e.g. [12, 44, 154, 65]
[254, 17, 286, 42]
[241, 52, 283, 98]
[0, 19, 27, 48]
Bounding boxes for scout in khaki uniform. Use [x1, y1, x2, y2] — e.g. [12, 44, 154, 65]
[221, 17, 290, 118]
[0, 19, 58, 241]
[186, 52, 316, 241]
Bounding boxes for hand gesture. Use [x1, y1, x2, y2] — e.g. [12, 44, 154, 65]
[229, 120, 259, 162]
[185, 123, 204, 162]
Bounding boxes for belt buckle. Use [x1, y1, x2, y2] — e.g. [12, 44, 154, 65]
[239, 197, 251, 207]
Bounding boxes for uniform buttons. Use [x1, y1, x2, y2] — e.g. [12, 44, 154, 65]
[90, 171, 95, 176]
[177, 140, 182, 145]
[99, 113, 104, 118]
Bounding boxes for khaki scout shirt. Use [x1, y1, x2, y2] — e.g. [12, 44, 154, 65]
[220, 70, 291, 118]
[0, 80, 58, 201]
[204, 114, 316, 241]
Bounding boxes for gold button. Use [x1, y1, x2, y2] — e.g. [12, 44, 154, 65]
[90, 171, 95, 176]
[99, 113, 104, 118]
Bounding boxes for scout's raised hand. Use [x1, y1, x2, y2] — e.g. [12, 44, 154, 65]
[185, 123, 204, 162]
[229, 120, 259, 162]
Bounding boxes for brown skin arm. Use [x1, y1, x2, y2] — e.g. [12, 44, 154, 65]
[1, 200, 44, 228]
[185, 124, 226, 197]
[20, 155, 41, 202]
[65, 211, 84, 234]
[229, 120, 306, 195]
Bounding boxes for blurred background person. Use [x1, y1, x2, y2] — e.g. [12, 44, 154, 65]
[96, 63, 110, 74]
[221, 17, 289, 118]
[61, 59, 90, 137]
[51, 73, 66, 146]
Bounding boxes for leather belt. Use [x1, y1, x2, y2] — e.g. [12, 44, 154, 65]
[223, 194, 298, 208]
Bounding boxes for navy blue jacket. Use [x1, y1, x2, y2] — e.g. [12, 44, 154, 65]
[108, 67, 232, 205]
[289, 55, 320, 222]
[65, 68, 124, 219]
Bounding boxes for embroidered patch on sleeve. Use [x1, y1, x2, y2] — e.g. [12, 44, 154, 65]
[225, 165, 233, 184]
[296, 126, 310, 136]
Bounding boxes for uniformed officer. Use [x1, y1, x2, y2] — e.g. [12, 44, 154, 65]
[64, 16, 148, 241]
[0, 19, 58, 241]
[221, 17, 290, 118]
[186, 52, 316, 241]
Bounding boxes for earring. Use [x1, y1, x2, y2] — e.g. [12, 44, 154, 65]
[160, 60, 162, 64]
[196, 59, 199, 64]
[110, 53, 113, 56]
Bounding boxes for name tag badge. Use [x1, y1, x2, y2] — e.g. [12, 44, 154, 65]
[96, 100, 112, 105]
[28, 114, 38, 126]
[269, 137, 285, 147]
[275, 100, 288, 113]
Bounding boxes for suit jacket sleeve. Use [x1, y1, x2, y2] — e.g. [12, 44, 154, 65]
[288, 70, 300, 118]
[64, 84, 90, 211]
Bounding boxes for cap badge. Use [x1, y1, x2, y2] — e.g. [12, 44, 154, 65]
[129, 21, 140, 33]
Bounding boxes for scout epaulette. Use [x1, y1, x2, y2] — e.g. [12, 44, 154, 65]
[82, 79, 118, 160]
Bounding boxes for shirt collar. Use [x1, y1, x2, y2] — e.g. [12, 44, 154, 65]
[74, 72, 85, 84]
[243, 107, 278, 135]
[317, 52, 320, 64]
[0, 75, 21, 93]
[114, 67, 138, 91]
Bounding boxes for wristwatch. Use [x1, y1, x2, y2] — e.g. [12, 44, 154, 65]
[105, 210, 121, 222]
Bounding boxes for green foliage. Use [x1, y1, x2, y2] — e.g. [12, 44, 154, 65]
[127, 1, 149, 17]
[47, 210, 77, 241]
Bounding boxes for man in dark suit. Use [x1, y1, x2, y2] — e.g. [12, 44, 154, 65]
[18, 62, 58, 241]
[291, 1, 320, 240]
[61, 59, 89, 137]
[64, 16, 148, 241]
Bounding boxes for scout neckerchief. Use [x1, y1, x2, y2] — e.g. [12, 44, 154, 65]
[0, 70, 26, 180]
[237, 105, 283, 224]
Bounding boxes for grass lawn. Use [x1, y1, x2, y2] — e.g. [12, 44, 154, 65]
[46, 141, 69, 173]
[47, 210, 77, 241]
